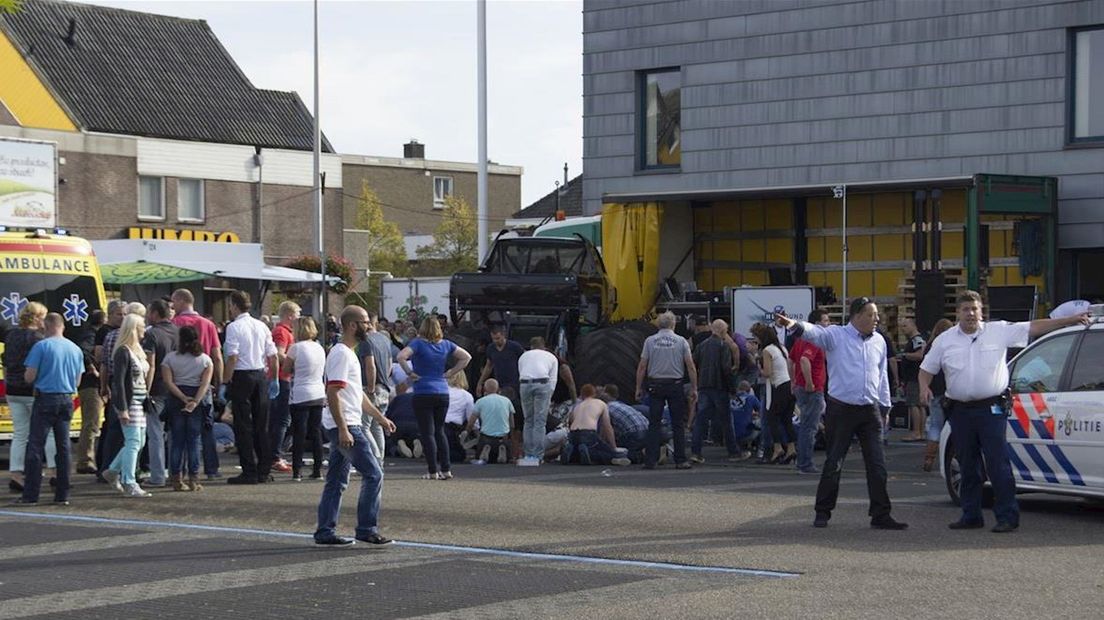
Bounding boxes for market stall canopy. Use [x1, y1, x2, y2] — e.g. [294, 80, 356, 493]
[92, 239, 340, 285]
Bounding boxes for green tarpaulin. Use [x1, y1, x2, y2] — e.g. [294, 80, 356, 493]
[99, 262, 208, 284]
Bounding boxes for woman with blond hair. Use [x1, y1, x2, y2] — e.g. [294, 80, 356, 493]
[444, 369, 475, 462]
[396, 317, 471, 479]
[284, 316, 326, 481]
[4, 301, 51, 492]
[103, 313, 155, 497]
[922, 318, 954, 472]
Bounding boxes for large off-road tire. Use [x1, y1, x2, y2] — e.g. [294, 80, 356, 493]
[573, 321, 656, 405]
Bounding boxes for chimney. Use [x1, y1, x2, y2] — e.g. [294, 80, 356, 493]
[562, 162, 569, 190]
[403, 140, 425, 159]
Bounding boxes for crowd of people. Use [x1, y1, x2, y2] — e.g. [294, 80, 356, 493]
[5, 286, 1091, 542]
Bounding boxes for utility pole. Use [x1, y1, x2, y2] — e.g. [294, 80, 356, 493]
[476, 0, 489, 263]
[313, 0, 326, 344]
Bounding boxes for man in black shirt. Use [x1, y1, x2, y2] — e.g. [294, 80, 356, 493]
[141, 300, 179, 488]
[690, 315, 712, 350]
[75, 310, 105, 474]
[689, 320, 747, 463]
[897, 318, 927, 441]
[477, 326, 525, 458]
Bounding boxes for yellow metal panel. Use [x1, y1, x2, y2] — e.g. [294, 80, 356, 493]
[741, 201, 765, 231]
[742, 270, 767, 285]
[808, 272, 826, 286]
[821, 198, 842, 228]
[874, 270, 899, 298]
[765, 239, 793, 264]
[712, 202, 741, 231]
[807, 200, 825, 228]
[713, 269, 741, 289]
[823, 272, 842, 298]
[807, 237, 825, 263]
[873, 193, 907, 226]
[764, 199, 793, 228]
[848, 195, 874, 227]
[742, 239, 765, 262]
[822, 236, 843, 263]
[0, 32, 77, 130]
[941, 190, 967, 223]
[873, 234, 905, 261]
[849, 235, 873, 262]
[943, 231, 964, 260]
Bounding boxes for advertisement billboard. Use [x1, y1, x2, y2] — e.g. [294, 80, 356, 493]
[0, 138, 57, 228]
[730, 286, 815, 337]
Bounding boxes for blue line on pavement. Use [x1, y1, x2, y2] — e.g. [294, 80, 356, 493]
[0, 510, 799, 579]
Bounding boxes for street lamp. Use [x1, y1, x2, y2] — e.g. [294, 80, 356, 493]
[832, 184, 848, 324]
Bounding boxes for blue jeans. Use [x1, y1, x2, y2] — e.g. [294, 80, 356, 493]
[794, 388, 826, 470]
[519, 382, 554, 459]
[268, 379, 292, 459]
[22, 393, 72, 503]
[949, 404, 1018, 526]
[314, 425, 383, 541]
[108, 424, 147, 485]
[166, 391, 207, 477]
[202, 407, 221, 475]
[145, 396, 167, 485]
[8, 394, 56, 472]
[926, 397, 946, 442]
[691, 388, 739, 456]
[645, 381, 688, 467]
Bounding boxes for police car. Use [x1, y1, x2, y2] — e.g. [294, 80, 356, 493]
[940, 305, 1104, 504]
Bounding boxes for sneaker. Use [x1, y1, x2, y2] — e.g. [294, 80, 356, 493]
[315, 536, 355, 547]
[516, 458, 540, 467]
[226, 474, 259, 485]
[611, 457, 631, 466]
[497, 445, 508, 464]
[727, 451, 751, 462]
[397, 440, 414, 459]
[813, 513, 830, 528]
[797, 467, 821, 475]
[688, 454, 705, 464]
[205, 472, 223, 480]
[355, 533, 393, 546]
[439, 471, 453, 480]
[479, 444, 492, 463]
[272, 459, 292, 474]
[412, 439, 424, 458]
[102, 469, 123, 493]
[291, 473, 303, 482]
[870, 516, 908, 530]
[657, 445, 669, 466]
[991, 522, 1019, 533]
[123, 483, 151, 498]
[674, 462, 693, 470]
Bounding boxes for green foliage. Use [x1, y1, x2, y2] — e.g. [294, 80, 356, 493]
[0, 1, 22, 14]
[415, 195, 478, 275]
[285, 254, 353, 294]
[354, 181, 407, 276]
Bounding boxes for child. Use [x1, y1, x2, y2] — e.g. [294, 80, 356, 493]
[731, 380, 761, 455]
[465, 379, 514, 464]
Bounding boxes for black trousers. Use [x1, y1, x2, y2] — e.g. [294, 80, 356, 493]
[290, 403, 323, 476]
[814, 399, 892, 519]
[230, 369, 271, 479]
[767, 381, 797, 449]
[413, 393, 450, 474]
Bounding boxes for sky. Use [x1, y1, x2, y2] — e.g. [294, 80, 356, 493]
[85, 0, 584, 208]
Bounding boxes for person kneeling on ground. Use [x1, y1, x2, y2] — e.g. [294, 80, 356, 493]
[560, 384, 630, 466]
[465, 379, 514, 464]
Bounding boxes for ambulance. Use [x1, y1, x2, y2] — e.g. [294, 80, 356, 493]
[941, 305, 1104, 503]
[0, 229, 107, 442]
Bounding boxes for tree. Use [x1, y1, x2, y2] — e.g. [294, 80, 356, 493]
[0, 1, 22, 14]
[416, 195, 478, 274]
[354, 180, 406, 276]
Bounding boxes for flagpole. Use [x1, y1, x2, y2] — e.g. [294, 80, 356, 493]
[313, 0, 326, 343]
[476, 0, 488, 263]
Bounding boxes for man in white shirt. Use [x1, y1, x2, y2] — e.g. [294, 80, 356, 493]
[221, 291, 279, 485]
[920, 290, 1089, 533]
[314, 305, 397, 547]
[516, 337, 559, 466]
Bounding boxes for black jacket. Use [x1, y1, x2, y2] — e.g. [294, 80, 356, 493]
[110, 347, 139, 416]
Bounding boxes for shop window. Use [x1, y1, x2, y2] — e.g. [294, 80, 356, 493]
[178, 178, 205, 222]
[138, 175, 165, 220]
[433, 176, 453, 209]
[638, 68, 681, 170]
[1070, 26, 1104, 143]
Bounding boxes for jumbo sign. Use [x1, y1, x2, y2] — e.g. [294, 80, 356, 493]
[128, 227, 240, 243]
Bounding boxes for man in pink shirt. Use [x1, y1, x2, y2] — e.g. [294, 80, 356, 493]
[171, 288, 224, 479]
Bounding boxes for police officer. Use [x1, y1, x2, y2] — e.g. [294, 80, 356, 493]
[776, 297, 908, 530]
[635, 312, 698, 470]
[919, 290, 1089, 533]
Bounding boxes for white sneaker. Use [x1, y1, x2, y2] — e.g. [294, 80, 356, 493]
[397, 440, 414, 459]
[412, 439, 424, 459]
[497, 445, 508, 464]
[479, 444, 492, 462]
[102, 469, 123, 493]
[611, 457, 631, 466]
[516, 457, 540, 467]
[123, 483, 151, 498]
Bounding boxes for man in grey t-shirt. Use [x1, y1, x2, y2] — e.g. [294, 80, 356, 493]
[357, 312, 393, 458]
[635, 312, 698, 469]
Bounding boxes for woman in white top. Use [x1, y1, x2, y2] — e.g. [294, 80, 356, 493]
[751, 323, 797, 465]
[283, 317, 326, 481]
[445, 371, 475, 463]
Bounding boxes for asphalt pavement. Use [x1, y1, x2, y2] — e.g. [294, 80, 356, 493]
[1, 434, 1102, 618]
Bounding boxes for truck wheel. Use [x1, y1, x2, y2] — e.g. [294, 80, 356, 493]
[574, 322, 656, 404]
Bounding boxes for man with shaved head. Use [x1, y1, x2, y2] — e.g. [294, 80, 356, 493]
[689, 319, 745, 463]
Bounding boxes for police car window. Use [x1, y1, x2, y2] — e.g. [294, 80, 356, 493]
[1009, 334, 1076, 394]
[1068, 332, 1104, 392]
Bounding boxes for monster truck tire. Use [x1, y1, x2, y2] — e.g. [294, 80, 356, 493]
[574, 322, 656, 405]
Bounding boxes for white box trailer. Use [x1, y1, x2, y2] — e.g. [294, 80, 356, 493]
[380, 277, 451, 322]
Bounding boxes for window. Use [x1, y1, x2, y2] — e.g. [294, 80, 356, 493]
[433, 176, 453, 209]
[138, 176, 165, 220]
[638, 68, 681, 169]
[1009, 334, 1077, 394]
[1068, 332, 1104, 391]
[1070, 26, 1104, 143]
[177, 178, 205, 222]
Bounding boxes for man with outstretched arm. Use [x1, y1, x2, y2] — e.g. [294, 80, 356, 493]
[776, 298, 908, 530]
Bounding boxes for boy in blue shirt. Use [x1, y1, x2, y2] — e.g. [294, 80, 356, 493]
[16, 313, 84, 506]
[731, 380, 762, 452]
[466, 379, 514, 464]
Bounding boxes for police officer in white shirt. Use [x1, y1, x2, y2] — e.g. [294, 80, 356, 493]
[919, 290, 1089, 533]
[221, 291, 279, 484]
